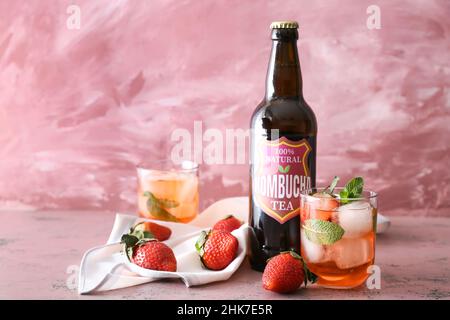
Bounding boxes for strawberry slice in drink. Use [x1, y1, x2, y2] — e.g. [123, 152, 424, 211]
[301, 176, 340, 222]
[301, 193, 339, 221]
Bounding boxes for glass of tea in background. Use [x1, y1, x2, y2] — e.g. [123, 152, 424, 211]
[137, 160, 199, 223]
[300, 188, 377, 288]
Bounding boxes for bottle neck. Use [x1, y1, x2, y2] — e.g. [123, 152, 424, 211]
[265, 36, 303, 100]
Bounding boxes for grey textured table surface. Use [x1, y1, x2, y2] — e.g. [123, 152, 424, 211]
[0, 210, 449, 299]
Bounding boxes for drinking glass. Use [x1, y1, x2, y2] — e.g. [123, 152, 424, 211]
[137, 160, 199, 223]
[300, 188, 377, 288]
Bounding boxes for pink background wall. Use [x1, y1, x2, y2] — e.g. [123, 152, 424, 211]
[0, 0, 449, 215]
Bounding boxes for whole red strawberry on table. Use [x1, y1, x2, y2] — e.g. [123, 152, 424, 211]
[262, 251, 317, 294]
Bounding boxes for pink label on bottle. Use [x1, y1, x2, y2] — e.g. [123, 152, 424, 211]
[253, 137, 312, 224]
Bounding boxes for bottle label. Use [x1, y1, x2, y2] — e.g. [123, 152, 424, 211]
[253, 137, 312, 224]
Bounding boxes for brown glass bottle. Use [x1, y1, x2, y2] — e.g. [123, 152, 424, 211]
[249, 21, 317, 271]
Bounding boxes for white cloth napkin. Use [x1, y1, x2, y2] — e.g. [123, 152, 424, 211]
[78, 197, 249, 294]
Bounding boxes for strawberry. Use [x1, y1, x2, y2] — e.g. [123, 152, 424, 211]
[262, 251, 316, 294]
[134, 221, 172, 241]
[212, 215, 243, 233]
[121, 228, 177, 271]
[131, 241, 177, 271]
[301, 193, 339, 222]
[195, 230, 238, 270]
[301, 176, 340, 222]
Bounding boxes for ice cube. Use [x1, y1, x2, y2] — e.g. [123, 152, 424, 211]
[301, 229, 331, 264]
[337, 201, 373, 238]
[331, 237, 373, 269]
[176, 173, 199, 202]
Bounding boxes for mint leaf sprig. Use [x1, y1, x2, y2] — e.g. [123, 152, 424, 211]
[303, 219, 345, 245]
[143, 191, 179, 222]
[339, 177, 364, 204]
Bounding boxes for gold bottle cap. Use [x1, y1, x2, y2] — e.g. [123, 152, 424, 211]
[270, 21, 299, 29]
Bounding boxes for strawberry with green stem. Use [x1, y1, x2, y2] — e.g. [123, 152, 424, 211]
[262, 251, 317, 294]
[195, 230, 238, 271]
[121, 227, 176, 271]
